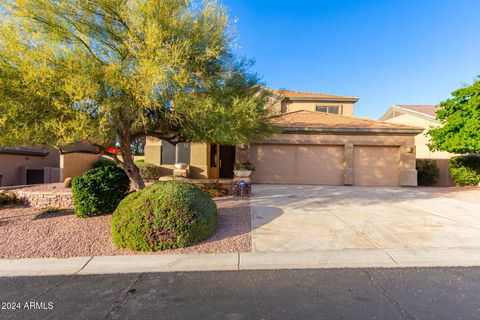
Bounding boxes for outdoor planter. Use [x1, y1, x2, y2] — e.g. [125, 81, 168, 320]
[233, 170, 252, 178]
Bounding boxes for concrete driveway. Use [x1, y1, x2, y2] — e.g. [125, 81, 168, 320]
[251, 185, 480, 253]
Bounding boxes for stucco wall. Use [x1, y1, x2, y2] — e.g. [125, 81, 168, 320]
[60, 153, 101, 181]
[384, 114, 455, 159]
[0, 148, 61, 187]
[144, 138, 208, 179]
[284, 101, 354, 117]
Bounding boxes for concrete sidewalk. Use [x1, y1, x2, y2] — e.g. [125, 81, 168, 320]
[3, 247, 480, 277]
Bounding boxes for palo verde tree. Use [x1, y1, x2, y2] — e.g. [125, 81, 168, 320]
[0, 0, 276, 189]
[429, 77, 480, 154]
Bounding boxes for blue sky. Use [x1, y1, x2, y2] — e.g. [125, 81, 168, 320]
[223, 0, 480, 119]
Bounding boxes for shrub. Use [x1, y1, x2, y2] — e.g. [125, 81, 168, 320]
[95, 158, 117, 168]
[416, 159, 440, 186]
[72, 166, 130, 217]
[111, 181, 217, 251]
[135, 161, 163, 181]
[199, 183, 230, 197]
[0, 192, 18, 206]
[449, 155, 480, 186]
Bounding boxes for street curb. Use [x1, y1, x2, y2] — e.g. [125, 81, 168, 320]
[3, 247, 480, 277]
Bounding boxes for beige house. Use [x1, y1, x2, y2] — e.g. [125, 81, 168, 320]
[145, 90, 422, 187]
[0, 144, 101, 187]
[380, 105, 455, 186]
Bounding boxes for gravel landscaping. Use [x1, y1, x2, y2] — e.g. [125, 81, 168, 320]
[417, 186, 480, 202]
[0, 196, 251, 259]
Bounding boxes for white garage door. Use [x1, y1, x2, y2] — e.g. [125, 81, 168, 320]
[250, 145, 344, 185]
[353, 146, 400, 187]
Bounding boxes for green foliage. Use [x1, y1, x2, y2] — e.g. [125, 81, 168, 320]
[448, 155, 480, 186]
[429, 77, 480, 153]
[233, 160, 255, 171]
[0, 192, 18, 206]
[135, 161, 163, 182]
[111, 181, 217, 251]
[71, 166, 130, 217]
[95, 158, 117, 168]
[416, 160, 440, 186]
[0, 0, 276, 189]
[199, 183, 230, 197]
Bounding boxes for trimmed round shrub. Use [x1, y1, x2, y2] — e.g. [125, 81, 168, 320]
[449, 155, 480, 186]
[72, 166, 130, 217]
[111, 181, 217, 251]
[416, 159, 440, 186]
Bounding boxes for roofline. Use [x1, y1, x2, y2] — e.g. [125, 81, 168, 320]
[279, 126, 424, 135]
[0, 148, 48, 157]
[380, 106, 440, 123]
[286, 97, 359, 103]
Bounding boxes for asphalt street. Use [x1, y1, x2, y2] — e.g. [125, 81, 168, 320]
[1, 267, 480, 320]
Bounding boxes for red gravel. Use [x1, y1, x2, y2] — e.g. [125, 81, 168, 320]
[417, 186, 480, 202]
[8, 183, 69, 193]
[0, 197, 251, 259]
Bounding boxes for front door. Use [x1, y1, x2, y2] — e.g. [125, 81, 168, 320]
[208, 144, 236, 179]
[219, 145, 236, 178]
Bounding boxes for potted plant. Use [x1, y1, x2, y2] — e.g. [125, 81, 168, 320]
[233, 161, 255, 178]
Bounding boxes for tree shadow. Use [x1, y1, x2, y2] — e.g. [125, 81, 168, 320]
[34, 209, 74, 220]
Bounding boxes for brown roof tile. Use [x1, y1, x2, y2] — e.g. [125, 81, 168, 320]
[396, 105, 439, 117]
[271, 110, 422, 131]
[273, 89, 358, 101]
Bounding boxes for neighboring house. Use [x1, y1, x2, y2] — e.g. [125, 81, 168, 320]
[145, 90, 422, 187]
[0, 147, 60, 186]
[0, 143, 101, 187]
[379, 105, 455, 186]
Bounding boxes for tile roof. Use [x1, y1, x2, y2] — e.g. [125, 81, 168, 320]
[395, 105, 439, 117]
[273, 89, 358, 101]
[271, 110, 423, 132]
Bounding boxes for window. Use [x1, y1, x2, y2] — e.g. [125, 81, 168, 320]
[161, 141, 191, 165]
[161, 141, 176, 165]
[315, 105, 341, 114]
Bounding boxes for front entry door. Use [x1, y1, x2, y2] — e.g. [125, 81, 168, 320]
[208, 144, 236, 179]
[219, 145, 236, 178]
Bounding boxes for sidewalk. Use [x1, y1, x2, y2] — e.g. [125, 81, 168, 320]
[3, 247, 480, 277]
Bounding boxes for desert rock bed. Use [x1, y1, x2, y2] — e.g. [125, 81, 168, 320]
[0, 196, 251, 259]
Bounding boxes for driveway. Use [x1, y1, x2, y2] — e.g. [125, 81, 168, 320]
[251, 185, 480, 253]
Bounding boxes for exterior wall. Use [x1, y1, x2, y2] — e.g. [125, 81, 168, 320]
[250, 133, 417, 187]
[0, 148, 61, 187]
[384, 114, 455, 159]
[385, 113, 456, 187]
[60, 152, 101, 181]
[284, 101, 355, 117]
[144, 137, 208, 179]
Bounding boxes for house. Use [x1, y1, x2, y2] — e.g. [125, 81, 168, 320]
[0, 143, 101, 187]
[379, 105, 455, 186]
[144, 90, 423, 187]
[0, 147, 60, 186]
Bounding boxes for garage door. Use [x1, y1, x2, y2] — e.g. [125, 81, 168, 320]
[354, 146, 399, 186]
[250, 145, 344, 185]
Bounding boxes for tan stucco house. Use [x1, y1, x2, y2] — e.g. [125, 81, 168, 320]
[380, 105, 456, 186]
[145, 90, 422, 187]
[0, 144, 101, 187]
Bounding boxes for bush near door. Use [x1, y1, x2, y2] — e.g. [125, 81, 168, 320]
[448, 155, 480, 186]
[416, 159, 440, 186]
[135, 160, 163, 182]
[71, 166, 130, 217]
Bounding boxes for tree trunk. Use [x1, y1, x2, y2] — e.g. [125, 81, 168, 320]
[118, 126, 145, 190]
